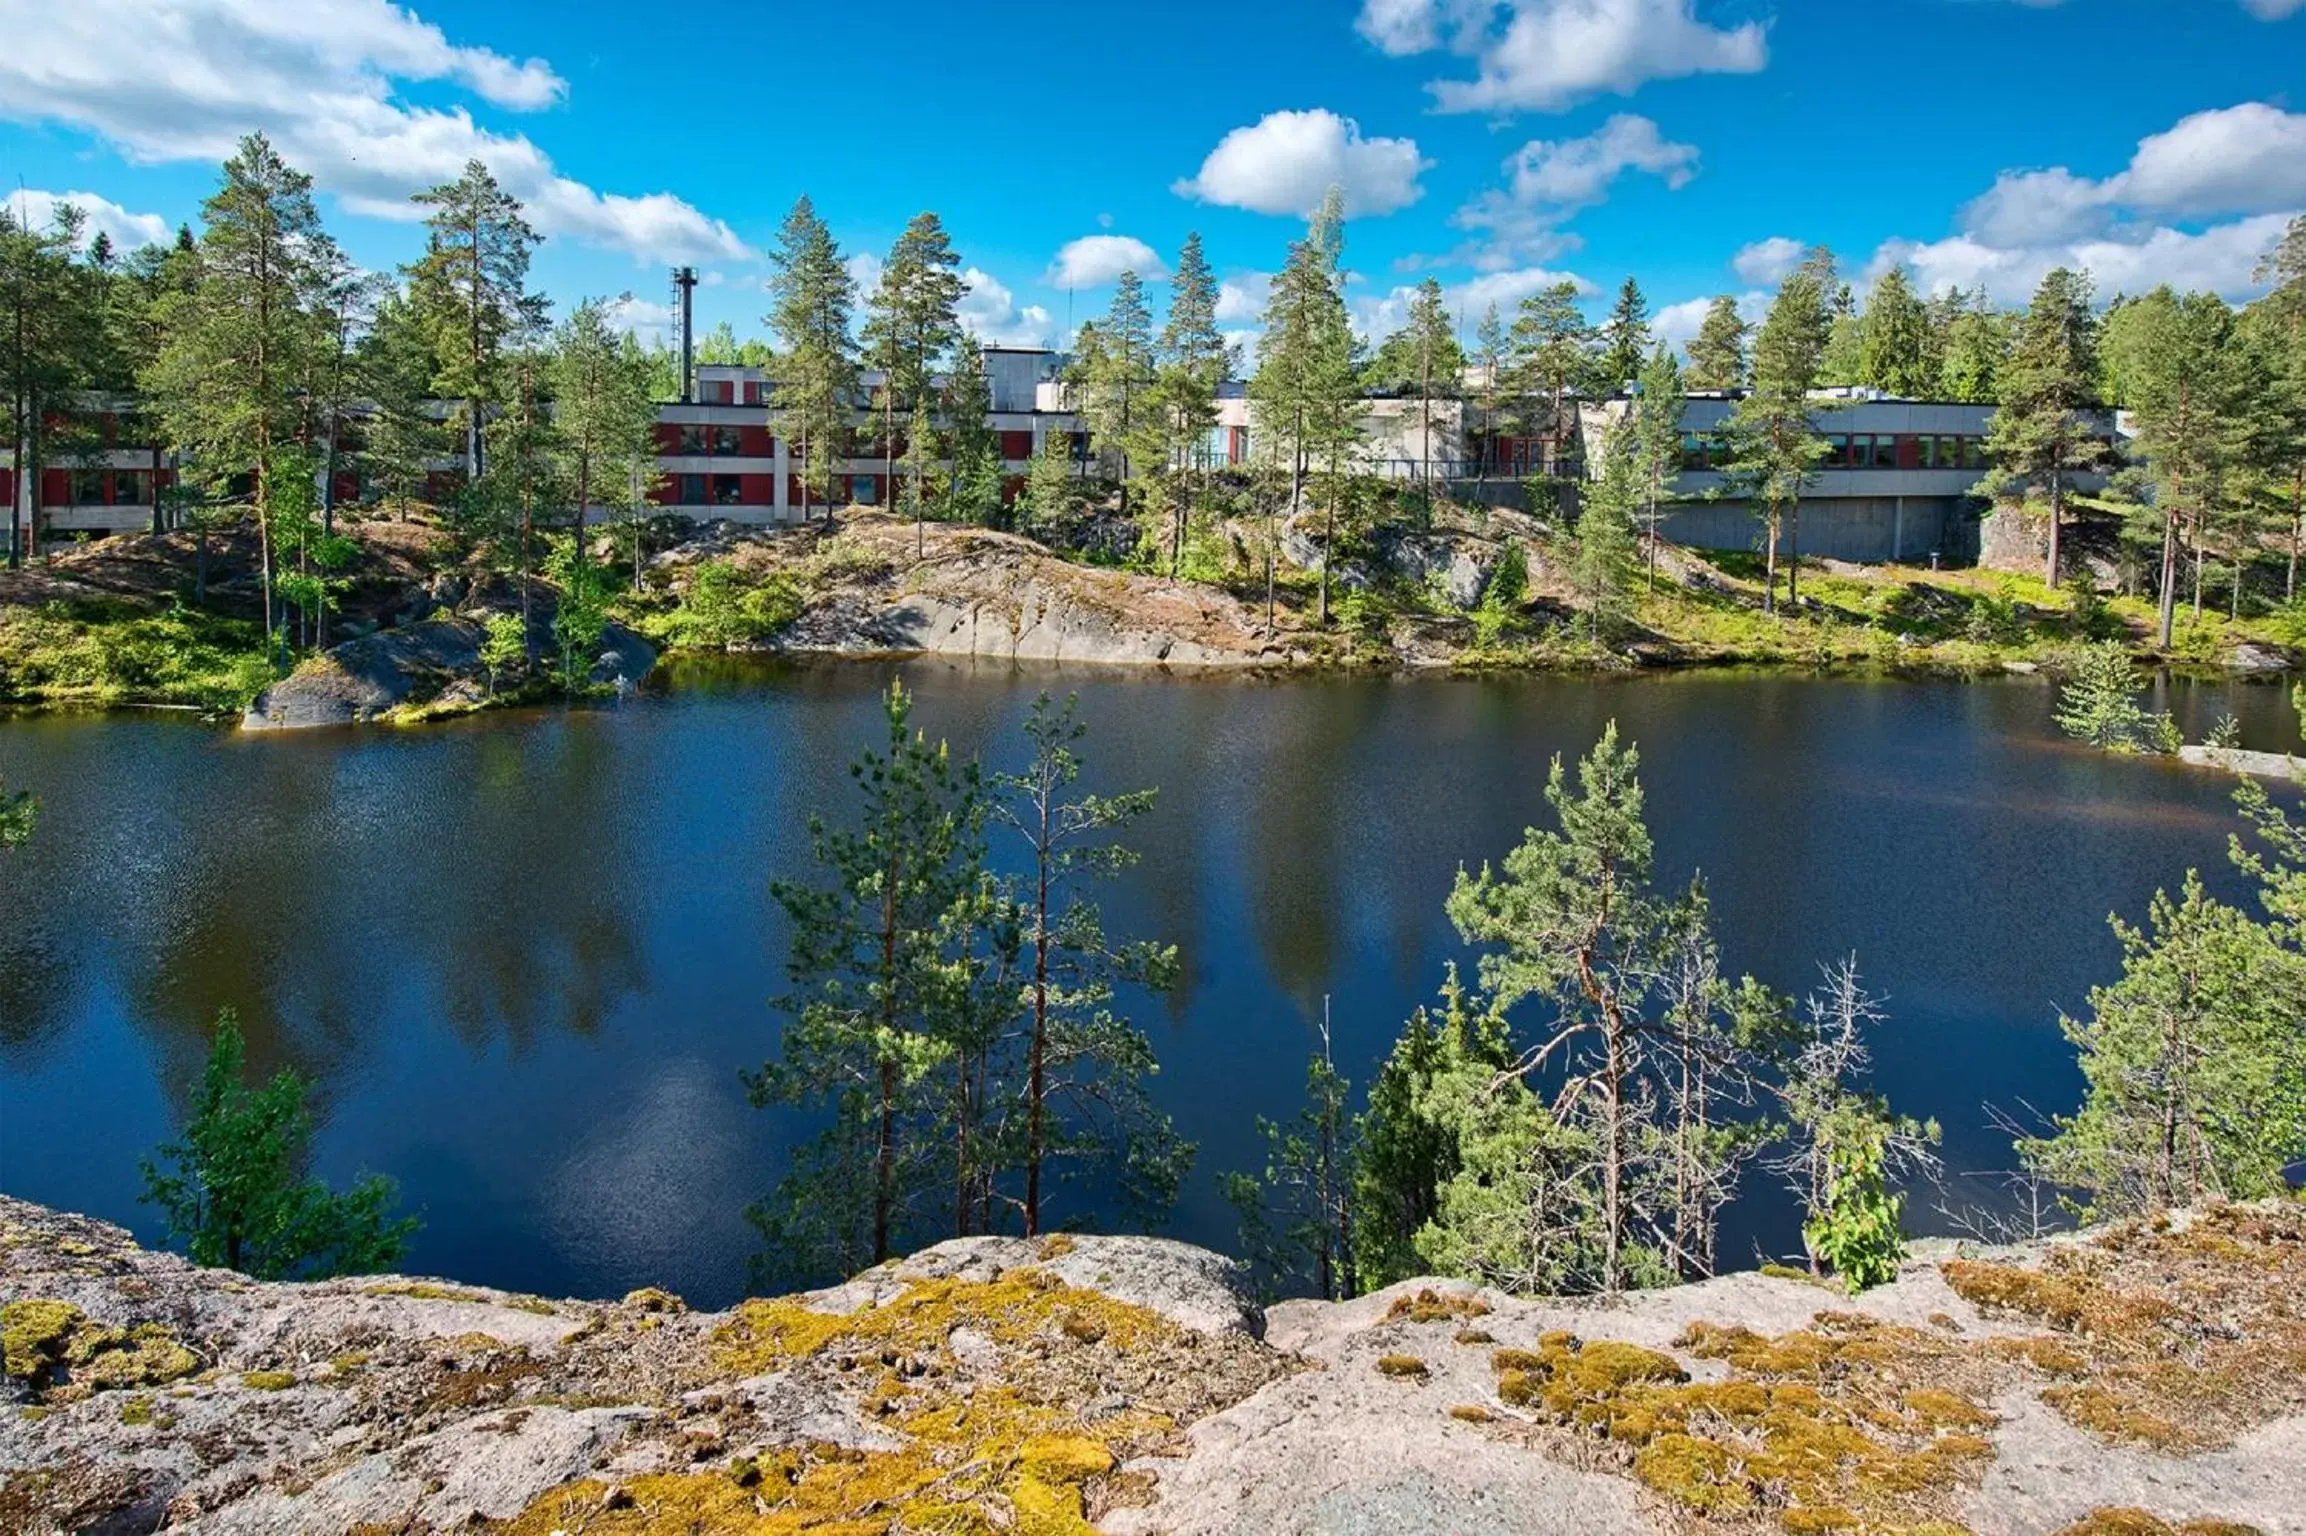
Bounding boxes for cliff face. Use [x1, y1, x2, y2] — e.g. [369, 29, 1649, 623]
[3, 1196, 2303, 1536]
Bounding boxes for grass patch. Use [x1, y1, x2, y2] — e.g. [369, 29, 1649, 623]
[0, 599, 272, 710]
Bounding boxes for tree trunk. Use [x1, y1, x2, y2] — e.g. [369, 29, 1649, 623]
[1786, 502, 1801, 606]
[2045, 468, 2063, 589]
[2157, 506, 2180, 650]
[1762, 507, 1781, 617]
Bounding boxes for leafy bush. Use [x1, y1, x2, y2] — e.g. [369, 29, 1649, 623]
[653, 559, 803, 650]
[1802, 1107, 1906, 1294]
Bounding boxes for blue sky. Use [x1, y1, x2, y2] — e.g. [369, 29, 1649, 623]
[1, 0, 2299, 355]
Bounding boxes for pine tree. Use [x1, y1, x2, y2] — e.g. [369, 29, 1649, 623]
[1505, 280, 1591, 482]
[548, 298, 658, 578]
[1686, 295, 1748, 391]
[746, 681, 989, 1279]
[863, 213, 966, 554]
[1402, 278, 1463, 487]
[2021, 873, 2303, 1218]
[1596, 276, 1652, 397]
[2246, 218, 2306, 598]
[1022, 424, 1076, 543]
[2054, 640, 2168, 753]
[140, 1010, 416, 1279]
[1632, 344, 1687, 590]
[1151, 232, 1226, 572]
[1471, 304, 1508, 487]
[1985, 268, 2106, 585]
[1724, 256, 1833, 614]
[1857, 266, 1932, 397]
[1224, 1009, 1356, 1300]
[2, 202, 85, 567]
[143, 134, 329, 652]
[1250, 186, 1362, 625]
[1079, 270, 1156, 530]
[404, 161, 546, 486]
[2116, 287, 2241, 648]
[992, 693, 1186, 1236]
[764, 197, 859, 528]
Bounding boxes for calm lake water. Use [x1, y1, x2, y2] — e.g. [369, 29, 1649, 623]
[0, 662, 2295, 1307]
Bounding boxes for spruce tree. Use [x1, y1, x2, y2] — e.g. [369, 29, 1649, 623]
[547, 298, 658, 573]
[1596, 276, 1652, 396]
[1471, 304, 1508, 488]
[764, 197, 859, 527]
[1573, 414, 1640, 644]
[1939, 288, 2010, 403]
[940, 336, 1003, 526]
[405, 161, 546, 485]
[1985, 268, 2106, 585]
[1079, 270, 1155, 529]
[1857, 266, 1932, 398]
[1686, 295, 1748, 391]
[2116, 288, 2240, 647]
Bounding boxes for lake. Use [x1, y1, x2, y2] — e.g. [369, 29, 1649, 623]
[0, 662, 2294, 1307]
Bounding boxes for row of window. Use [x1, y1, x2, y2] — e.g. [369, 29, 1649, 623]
[670, 427, 1067, 461]
[1678, 433, 1992, 472]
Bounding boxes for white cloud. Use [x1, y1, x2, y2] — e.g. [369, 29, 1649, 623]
[957, 267, 1054, 348]
[1654, 290, 1768, 350]
[0, 0, 749, 264]
[1956, 103, 2306, 248]
[1355, 265, 1592, 338]
[1173, 109, 1430, 219]
[1730, 235, 1805, 286]
[1215, 272, 1273, 323]
[603, 294, 675, 346]
[2243, 0, 2303, 15]
[1870, 214, 2294, 306]
[1362, 0, 1768, 114]
[1452, 113, 1698, 268]
[1046, 234, 1165, 289]
[846, 250, 884, 296]
[7, 188, 172, 252]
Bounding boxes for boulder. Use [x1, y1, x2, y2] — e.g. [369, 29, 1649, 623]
[2227, 642, 2292, 675]
[242, 616, 655, 730]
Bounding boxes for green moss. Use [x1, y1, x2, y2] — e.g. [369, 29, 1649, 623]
[0, 1300, 81, 1384]
[1, 1300, 197, 1397]
[240, 1370, 296, 1391]
[1375, 1354, 1430, 1380]
[1386, 1287, 1491, 1325]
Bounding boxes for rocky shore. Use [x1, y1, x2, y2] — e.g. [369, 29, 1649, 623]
[4, 1196, 2302, 1535]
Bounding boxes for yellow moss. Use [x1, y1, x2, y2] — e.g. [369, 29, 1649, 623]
[1386, 1287, 1492, 1325]
[622, 1287, 686, 1314]
[1012, 1469, 1097, 1536]
[2049, 1512, 2268, 1536]
[1631, 1434, 1752, 1515]
[1448, 1404, 1494, 1424]
[329, 1352, 371, 1373]
[118, 1395, 152, 1426]
[1, 1300, 82, 1383]
[240, 1370, 296, 1391]
[1454, 1328, 1496, 1346]
[711, 1270, 1166, 1377]
[1491, 1347, 1546, 1374]
[1375, 1354, 1430, 1380]
[2, 1301, 197, 1397]
[1034, 1234, 1077, 1259]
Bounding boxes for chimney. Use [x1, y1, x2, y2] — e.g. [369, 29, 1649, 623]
[672, 266, 698, 403]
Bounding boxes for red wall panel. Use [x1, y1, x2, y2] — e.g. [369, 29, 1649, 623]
[740, 426, 773, 456]
[1000, 431, 1033, 460]
[739, 474, 772, 505]
[40, 469, 68, 506]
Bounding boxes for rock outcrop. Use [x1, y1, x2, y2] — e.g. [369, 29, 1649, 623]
[7, 1199, 2304, 1535]
[242, 615, 655, 731]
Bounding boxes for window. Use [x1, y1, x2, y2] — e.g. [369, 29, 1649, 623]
[710, 425, 743, 456]
[1961, 437, 1987, 470]
[677, 425, 707, 455]
[1872, 436, 1900, 469]
[1822, 434, 1851, 468]
[676, 473, 707, 504]
[115, 470, 152, 505]
[851, 474, 880, 506]
[711, 475, 744, 505]
[70, 469, 108, 505]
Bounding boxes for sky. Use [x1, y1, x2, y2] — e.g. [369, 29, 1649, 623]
[0, 0, 2300, 358]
